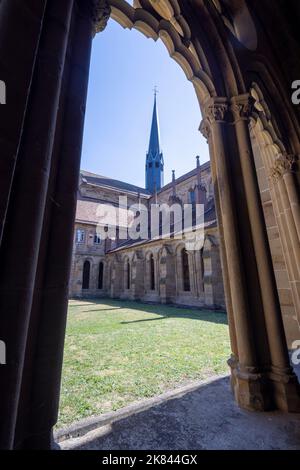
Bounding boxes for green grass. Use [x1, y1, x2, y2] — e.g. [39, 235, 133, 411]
[57, 299, 230, 427]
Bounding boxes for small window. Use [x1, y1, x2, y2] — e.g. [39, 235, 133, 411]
[127, 262, 131, 290]
[76, 229, 85, 244]
[182, 248, 191, 292]
[150, 255, 155, 291]
[82, 260, 90, 290]
[200, 248, 205, 292]
[98, 262, 104, 290]
[155, 162, 159, 168]
[94, 234, 101, 245]
[189, 190, 196, 204]
[149, 162, 153, 168]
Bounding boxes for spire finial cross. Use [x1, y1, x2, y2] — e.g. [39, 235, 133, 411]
[153, 85, 159, 98]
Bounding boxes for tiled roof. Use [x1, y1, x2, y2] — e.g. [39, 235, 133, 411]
[108, 197, 217, 254]
[80, 160, 211, 198]
[80, 171, 151, 197]
[76, 197, 134, 228]
[76, 162, 215, 239]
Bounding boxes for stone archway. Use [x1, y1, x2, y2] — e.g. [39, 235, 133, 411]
[107, 0, 300, 414]
[82, 259, 91, 291]
[0, 0, 299, 450]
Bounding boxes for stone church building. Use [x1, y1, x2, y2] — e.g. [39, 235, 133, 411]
[69, 95, 226, 309]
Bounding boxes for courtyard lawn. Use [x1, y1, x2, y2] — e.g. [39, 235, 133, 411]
[57, 299, 230, 428]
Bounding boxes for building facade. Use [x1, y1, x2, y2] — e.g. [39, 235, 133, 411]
[70, 159, 226, 309]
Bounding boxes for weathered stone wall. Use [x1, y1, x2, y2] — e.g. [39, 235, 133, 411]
[70, 162, 225, 309]
[70, 223, 226, 310]
[250, 118, 300, 344]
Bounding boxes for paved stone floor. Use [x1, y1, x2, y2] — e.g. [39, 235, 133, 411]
[59, 373, 300, 450]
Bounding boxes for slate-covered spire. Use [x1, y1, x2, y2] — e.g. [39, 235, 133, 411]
[148, 92, 161, 155]
[146, 89, 164, 193]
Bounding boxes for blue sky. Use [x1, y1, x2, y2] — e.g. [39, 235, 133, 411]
[81, 18, 209, 188]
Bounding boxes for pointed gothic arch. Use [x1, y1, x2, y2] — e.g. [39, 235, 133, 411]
[98, 261, 104, 290]
[123, 255, 132, 290]
[149, 253, 156, 291]
[82, 260, 91, 290]
[181, 248, 191, 292]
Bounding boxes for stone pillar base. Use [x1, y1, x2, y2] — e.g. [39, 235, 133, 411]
[229, 357, 272, 411]
[268, 367, 300, 412]
[228, 356, 300, 412]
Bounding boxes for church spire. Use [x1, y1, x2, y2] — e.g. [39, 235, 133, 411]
[148, 87, 161, 156]
[146, 88, 164, 193]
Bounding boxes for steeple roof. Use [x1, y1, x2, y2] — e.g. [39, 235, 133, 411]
[147, 94, 161, 157]
[146, 90, 164, 193]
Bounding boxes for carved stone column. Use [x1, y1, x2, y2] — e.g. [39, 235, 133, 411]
[269, 153, 300, 328]
[204, 99, 258, 378]
[159, 245, 176, 304]
[210, 239, 226, 308]
[0, 0, 48, 244]
[231, 96, 300, 411]
[0, 0, 75, 449]
[132, 251, 145, 300]
[203, 95, 300, 412]
[111, 255, 123, 298]
[200, 117, 237, 357]
[270, 153, 300, 249]
[270, 154, 300, 238]
[0, 0, 111, 450]
[250, 113, 300, 343]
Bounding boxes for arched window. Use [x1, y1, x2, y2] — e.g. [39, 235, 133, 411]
[94, 234, 101, 245]
[150, 254, 155, 290]
[98, 262, 104, 290]
[182, 248, 190, 292]
[82, 260, 90, 290]
[126, 261, 131, 290]
[200, 247, 205, 292]
[189, 189, 196, 205]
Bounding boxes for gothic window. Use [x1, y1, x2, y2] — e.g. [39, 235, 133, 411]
[82, 260, 90, 290]
[182, 248, 191, 292]
[189, 190, 196, 227]
[94, 234, 101, 245]
[189, 190, 196, 205]
[200, 248, 205, 291]
[98, 262, 104, 290]
[155, 162, 159, 168]
[159, 211, 163, 237]
[150, 254, 155, 291]
[126, 261, 131, 290]
[76, 229, 85, 244]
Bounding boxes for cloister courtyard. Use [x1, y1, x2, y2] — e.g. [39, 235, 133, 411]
[58, 300, 230, 428]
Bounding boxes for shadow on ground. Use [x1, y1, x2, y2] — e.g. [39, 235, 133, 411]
[58, 374, 300, 451]
[70, 298, 228, 325]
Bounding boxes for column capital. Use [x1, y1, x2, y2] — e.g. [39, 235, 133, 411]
[92, 0, 111, 36]
[203, 97, 230, 125]
[230, 93, 256, 122]
[270, 153, 298, 181]
[199, 118, 211, 141]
